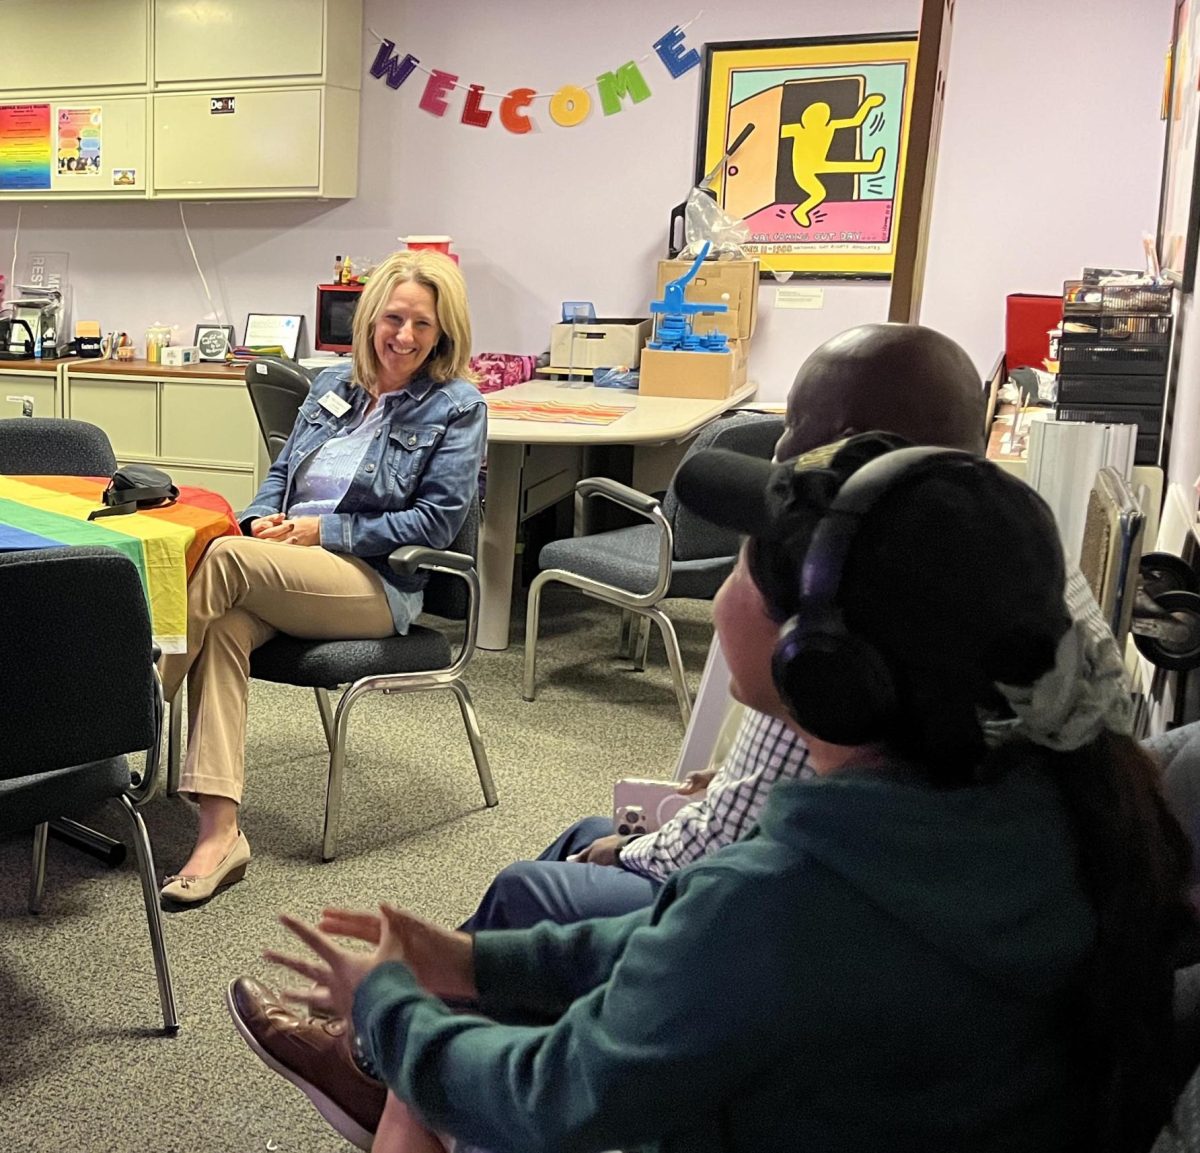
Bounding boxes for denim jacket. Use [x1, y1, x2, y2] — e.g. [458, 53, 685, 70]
[241, 362, 486, 631]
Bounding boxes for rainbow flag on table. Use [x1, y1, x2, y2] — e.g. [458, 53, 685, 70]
[0, 475, 240, 653]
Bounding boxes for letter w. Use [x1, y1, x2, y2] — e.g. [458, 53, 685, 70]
[371, 40, 419, 89]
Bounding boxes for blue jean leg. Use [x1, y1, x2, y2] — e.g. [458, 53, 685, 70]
[460, 816, 661, 932]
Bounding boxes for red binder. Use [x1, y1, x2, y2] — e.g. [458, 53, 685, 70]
[1006, 294, 1063, 371]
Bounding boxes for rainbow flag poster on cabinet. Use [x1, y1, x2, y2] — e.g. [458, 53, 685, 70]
[0, 475, 240, 652]
[0, 103, 52, 191]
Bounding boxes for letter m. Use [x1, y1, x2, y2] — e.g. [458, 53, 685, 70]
[596, 62, 651, 116]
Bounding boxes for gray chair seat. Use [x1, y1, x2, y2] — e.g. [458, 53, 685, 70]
[1, 758, 129, 831]
[251, 628, 453, 688]
[539, 524, 735, 600]
[524, 411, 784, 724]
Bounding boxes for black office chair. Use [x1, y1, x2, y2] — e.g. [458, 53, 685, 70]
[250, 498, 496, 859]
[0, 416, 117, 475]
[0, 546, 177, 1032]
[523, 411, 784, 724]
[245, 357, 317, 462]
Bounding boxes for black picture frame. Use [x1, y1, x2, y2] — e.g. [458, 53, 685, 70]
[194, 323, 235, 361]
[693, 33, 918, 280]
[1158, 0, 1200, 289]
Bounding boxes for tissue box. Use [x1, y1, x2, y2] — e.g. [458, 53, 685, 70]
[160, 345, 200, 366]
[549, 318, 651, 370]
[638, 340, 748, 399]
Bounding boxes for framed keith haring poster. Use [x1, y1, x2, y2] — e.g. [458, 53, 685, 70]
[695, 34, 919, 279]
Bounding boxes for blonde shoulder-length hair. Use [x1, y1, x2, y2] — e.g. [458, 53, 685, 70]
[351, 249, 477, 393]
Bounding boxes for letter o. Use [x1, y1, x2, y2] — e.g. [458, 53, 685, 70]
[549, 84, 591, 128]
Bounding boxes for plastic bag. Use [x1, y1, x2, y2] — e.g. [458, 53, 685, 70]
[681, 187, 750, 260]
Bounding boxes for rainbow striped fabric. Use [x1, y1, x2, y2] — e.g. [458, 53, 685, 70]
[486, 399, 633, 425]
[0, 475, 241, 653]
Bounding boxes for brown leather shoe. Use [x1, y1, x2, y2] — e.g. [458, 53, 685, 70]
[226, 977, 386, 1150]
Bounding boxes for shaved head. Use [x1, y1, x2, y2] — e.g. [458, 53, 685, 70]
[775, 323, 986, 462]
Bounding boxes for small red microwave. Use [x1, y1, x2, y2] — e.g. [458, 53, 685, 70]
[315, 282, 364, 353]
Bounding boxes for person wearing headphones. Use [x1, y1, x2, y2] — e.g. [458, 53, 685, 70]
[247, 433, 1196, 1153]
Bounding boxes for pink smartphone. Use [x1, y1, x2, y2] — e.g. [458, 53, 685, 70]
[613, 777, 696, 836]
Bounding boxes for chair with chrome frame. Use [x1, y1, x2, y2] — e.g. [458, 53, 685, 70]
[166, 498, 497, 861]
[0, 545, 177, 1031]
[522, 411, 784, 725]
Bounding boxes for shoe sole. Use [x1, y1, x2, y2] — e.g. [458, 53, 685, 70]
[224, 980, 375, 1152]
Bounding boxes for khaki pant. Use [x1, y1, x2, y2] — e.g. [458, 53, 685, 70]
[160, 537, 396, 803]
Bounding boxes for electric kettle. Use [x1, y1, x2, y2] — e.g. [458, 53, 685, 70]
[0, 315, 35, 360]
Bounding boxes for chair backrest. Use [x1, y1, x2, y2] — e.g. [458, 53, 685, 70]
[0, 546, 156, 779]
[1079, 466, 1145, 648]
[0, 416, 117, 476]
[422, 496, 480, 621]
[664, 411, 784, 562]
[245, 357, 315, 463]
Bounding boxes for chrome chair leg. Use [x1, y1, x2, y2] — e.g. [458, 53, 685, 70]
[646, 608, 691, 726]
[632, 615, 652, 671]
[617, 609, 635, 658]
[314, 687, 336, 753]
[115, 794, 179, 1033]
[522, 570, 553, 702]
[449, 680, 498, 807]
[28, 822, 48, 914]
[321, 688, 363, 862]
[166, 692, 182, 796]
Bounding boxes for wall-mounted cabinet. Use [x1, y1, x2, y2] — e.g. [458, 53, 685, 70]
[0, 0, 149, 94]
[0, 0, 361, 202]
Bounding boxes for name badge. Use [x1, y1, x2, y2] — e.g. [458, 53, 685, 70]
[318, 391, 351, 417]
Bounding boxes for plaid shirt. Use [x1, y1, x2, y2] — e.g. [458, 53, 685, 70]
[618, 560, 1118, 884]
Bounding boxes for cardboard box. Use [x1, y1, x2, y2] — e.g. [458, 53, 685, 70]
[638, 340, 748, 399]
[549, 317, 651, 370]
[654, 258, 759, 341]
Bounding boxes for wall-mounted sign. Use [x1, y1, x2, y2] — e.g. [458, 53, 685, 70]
[210, 97, 236, 115]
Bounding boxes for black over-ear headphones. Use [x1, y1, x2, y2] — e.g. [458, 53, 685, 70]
[771, 444, 973, 745]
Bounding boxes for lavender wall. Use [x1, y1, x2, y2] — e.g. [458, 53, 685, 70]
[0, 0, 1174, 404]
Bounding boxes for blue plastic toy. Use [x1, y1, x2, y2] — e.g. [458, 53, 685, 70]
[647, 241, 730, 353]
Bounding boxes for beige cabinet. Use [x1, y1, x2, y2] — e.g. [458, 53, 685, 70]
[0, 0, 361, 201]
[155, 0, 326, 84]
[0, 369, 61, 420]
[154, 87, 357, 198]
[0, 0, 148, 94]
[64, 363, 264, 510]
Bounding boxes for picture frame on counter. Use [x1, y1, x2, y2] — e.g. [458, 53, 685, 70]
[194, 323, 236, 362]
[243, 313, 304, 359]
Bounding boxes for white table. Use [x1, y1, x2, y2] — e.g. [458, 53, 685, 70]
[480, 378, 758, 650]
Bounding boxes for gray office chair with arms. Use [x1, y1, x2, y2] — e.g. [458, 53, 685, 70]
[522, 411, 784, 724]
[0, 415, 117, 475]
[168, 498, 498, 860]
[0, 546, 177, 1032]
[246, 497, 496, 859]
[245, 357, 317, 463]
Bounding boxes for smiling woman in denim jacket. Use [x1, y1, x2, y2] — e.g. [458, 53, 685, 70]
[159, 250, 487, 907]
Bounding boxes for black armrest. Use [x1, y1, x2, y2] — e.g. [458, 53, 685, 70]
[388, 546, 474, 577]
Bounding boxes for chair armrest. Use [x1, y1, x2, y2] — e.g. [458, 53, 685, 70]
[386, 546, 480, 676]
[151, 643, 162, 663]
[388, 546, 473, 577]
[576, 476, 660, 516]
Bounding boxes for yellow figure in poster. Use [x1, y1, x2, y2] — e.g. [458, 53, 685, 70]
[781, 92, 885, 227]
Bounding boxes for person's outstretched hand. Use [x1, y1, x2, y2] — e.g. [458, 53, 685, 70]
[265, 904, 477, 1018]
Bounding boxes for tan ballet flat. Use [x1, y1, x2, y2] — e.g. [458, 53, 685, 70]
[160, 831, 250, 907]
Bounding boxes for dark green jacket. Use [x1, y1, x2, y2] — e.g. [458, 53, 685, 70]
[353, 763, 1095, 1153]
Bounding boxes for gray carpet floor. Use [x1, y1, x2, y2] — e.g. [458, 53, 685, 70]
[0, 589, 712, 1153]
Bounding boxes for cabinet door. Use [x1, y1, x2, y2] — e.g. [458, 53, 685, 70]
[153, 90, 322, 192]
[0, 0, 147, 92]
[68, 378, 158, 458]
[154, 0, 326, 83]
[0, 375, 58, 420]
[161, 382, 259, 466]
